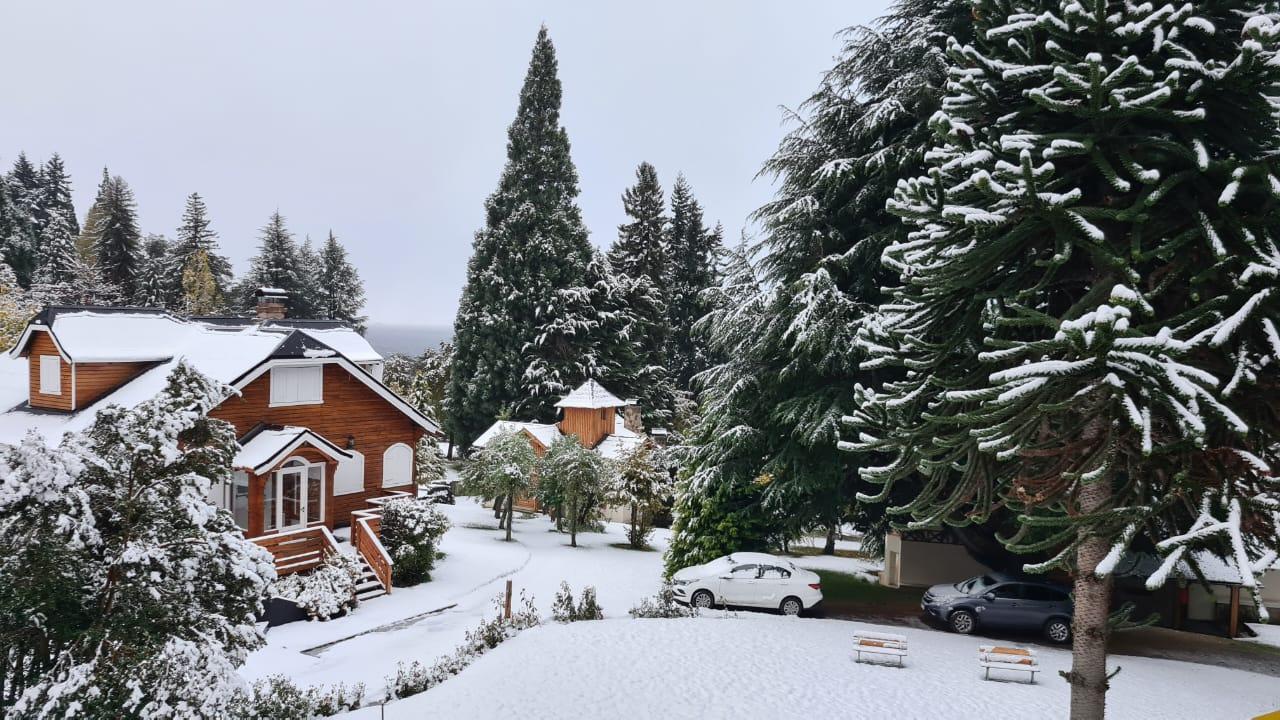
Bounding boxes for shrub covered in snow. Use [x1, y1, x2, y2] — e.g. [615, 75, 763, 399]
[380, 496, 451, 586]
[386, 591, 540, 701]
[271, 552, 362, 620]
[0, 361, 275, 717]
[629, 582, 695, 619]
[551, 581, 605, 622]
[229, 675, 364, 719]
[609, 441, 673, 549]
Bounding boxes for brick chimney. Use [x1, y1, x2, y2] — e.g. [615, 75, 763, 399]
[623, 398, 643, 435]
[254, 288, 288, 321]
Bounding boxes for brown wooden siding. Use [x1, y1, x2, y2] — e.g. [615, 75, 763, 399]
[558, 405, 614, 448]
[26, 332, 72, 411]
[211, 363, 424, 532]
[74, 361, 152, 408]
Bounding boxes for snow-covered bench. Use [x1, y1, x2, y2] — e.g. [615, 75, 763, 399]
[978, 645, 1038, 683]
[852, 631, 908, 666]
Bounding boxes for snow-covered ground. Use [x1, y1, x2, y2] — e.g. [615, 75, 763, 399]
[343, 614, 1280, 720]
[242, 496, 674, 697]
[243, 494, 880, 699]
[1244, 623, 1280, 650]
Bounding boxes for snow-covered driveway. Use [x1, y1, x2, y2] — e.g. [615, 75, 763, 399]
[240, 496, 675, 697]
[348, 614, 1280, 720]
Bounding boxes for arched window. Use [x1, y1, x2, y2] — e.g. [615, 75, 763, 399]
[382, 443, 413, 488]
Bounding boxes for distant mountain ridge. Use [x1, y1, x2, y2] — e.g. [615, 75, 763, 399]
[364, 323, 452, 357]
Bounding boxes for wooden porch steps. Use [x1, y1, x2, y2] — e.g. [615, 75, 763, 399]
[354, 555, 387, 602]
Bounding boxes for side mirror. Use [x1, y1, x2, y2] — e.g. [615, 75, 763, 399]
[982, 592, 996, 602]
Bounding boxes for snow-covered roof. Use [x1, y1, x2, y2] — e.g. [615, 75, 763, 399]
[1116, 550, 1262, 585]
[233, 425, 351, 474]
[0, 307, 440, 446]
[472, 420, 561, 449]
[554, 379, 624, 409]
[595, 432, 645, 460]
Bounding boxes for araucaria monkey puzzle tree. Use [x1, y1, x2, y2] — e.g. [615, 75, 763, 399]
[847, 4, 1280, 718]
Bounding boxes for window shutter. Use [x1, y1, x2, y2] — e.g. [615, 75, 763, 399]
[39, 355, 61, 395]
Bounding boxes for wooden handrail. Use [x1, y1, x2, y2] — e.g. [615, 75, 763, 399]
[251, 525, 341, 577]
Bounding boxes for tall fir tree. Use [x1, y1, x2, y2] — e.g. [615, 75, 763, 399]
[172, 193, 232, 300]
[0, 174, 37, 288]
[606, 162, 676, 422]
[237, 211, 304, 314]
[850, 4, 1280, 718]
[317, 231, 367, 331]
[133, 234, 176, 308]
[293, 236, 324, 319]
[3, 155, 42, 286]
[446, 26, 594, 445]
[93, 174, 142, 299]
[32, 155, 80, 286]
[664, 174, 719, 391]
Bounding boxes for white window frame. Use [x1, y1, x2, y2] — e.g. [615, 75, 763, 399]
[264, 457, 326, 532]
[269, 365, 324, 407]
[39, 355, 62, 395]
[382, 442, 414, 488]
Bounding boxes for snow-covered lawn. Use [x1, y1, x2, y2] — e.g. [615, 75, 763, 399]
[242, 497, 673, 697]
[344, 614, 1280, 720]
[243, 496, 877, 699]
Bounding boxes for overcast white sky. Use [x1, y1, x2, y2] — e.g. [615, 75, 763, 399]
[4, 1, 889, 326]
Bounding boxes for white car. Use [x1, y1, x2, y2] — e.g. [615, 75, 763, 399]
[670, 552, 823, 616]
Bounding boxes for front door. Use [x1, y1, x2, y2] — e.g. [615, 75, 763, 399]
[263, 458, 325, 533]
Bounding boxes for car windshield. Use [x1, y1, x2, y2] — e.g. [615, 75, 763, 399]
[956, 575, 998, 595]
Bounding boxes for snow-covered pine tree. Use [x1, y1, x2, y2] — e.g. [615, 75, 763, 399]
[292, 236, 324, 319]
[172, 192, 233, 301]
[607, 162, 677, 423]
[317, 231, 367, 331]
[31, 154, 81, 286]
[673, 0, 972, 564]
[133, 234, 177, 308]
[850, 5, 1280, 717]
[0, 362, 275, 717]
[237, 211, 304, 314]
[0, 175, 38, 288]
[3, 154, 42, 287]
[664, 174, 719, 391]
[93, 174, 142, 299]
[446, 26, 593, 443]
[182, 248, 223, 315]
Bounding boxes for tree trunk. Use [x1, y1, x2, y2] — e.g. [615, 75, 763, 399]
[629, 503, 639, 548]
[823, 523, 838, 555]
[1068, 477, 1114, 720]
[570, 498, 578, 548]
[504, 495, 514, 542]
[446, 440, 454, 460]
[494, 494, 505, 520]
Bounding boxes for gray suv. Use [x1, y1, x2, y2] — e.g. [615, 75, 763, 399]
[921, 572, 1073, 643]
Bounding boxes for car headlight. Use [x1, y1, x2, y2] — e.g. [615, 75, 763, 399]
[672, 579, 690, 586]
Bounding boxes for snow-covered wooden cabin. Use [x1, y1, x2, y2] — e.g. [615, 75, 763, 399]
[0, 299, 441, 598]
[471, 379, 647, 514]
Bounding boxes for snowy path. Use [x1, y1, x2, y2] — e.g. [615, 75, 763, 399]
[343, 615, 1280, 720]
[240, 497, 684, 698]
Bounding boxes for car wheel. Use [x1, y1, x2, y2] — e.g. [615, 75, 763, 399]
[1045, 618, 1071, 644]
[780, 597, 803, 616]
[691, 590, 715, 610]
[949, 609, 977, 635]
